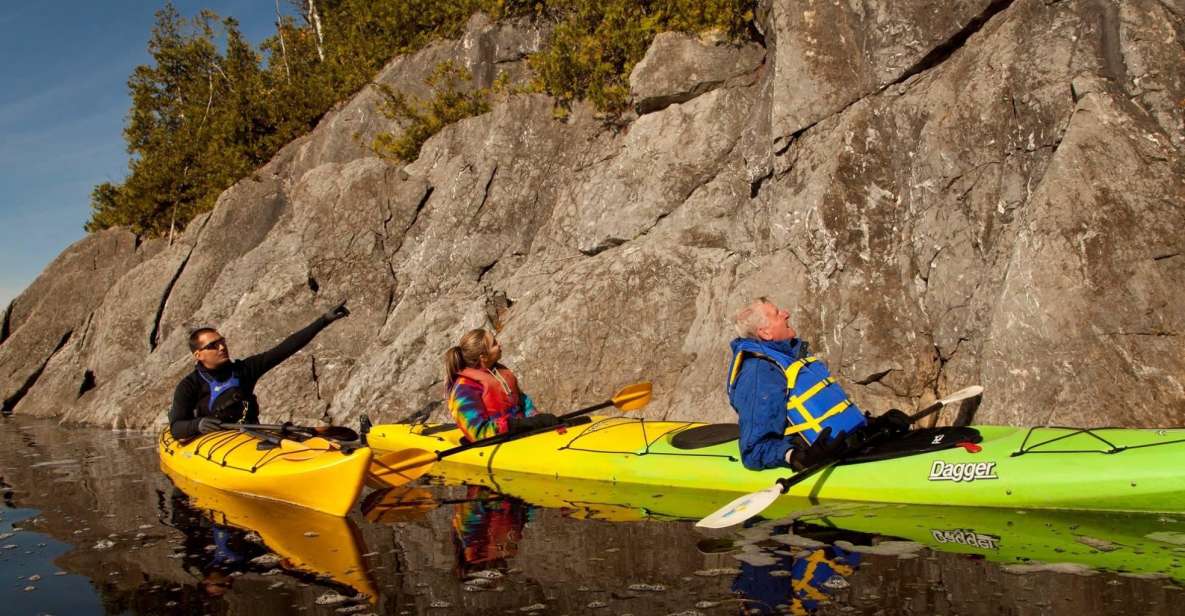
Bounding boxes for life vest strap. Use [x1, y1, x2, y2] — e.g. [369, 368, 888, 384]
[784, 400, 852, 435]
[783, 356, 817, 390]
[787, 376, 835, 413]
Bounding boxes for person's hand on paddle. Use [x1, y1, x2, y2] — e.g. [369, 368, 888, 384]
[868, 408, 912, 436]
[198, 417, 224, 434]
[787, 427, 845, 472]
[509, 413, 560, 434]
[323, 300, 350, 322]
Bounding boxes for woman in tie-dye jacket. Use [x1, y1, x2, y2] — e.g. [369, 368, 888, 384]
[444, 328, 557, 441]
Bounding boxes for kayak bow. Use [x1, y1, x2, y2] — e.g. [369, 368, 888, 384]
[158, 429, 371, 517]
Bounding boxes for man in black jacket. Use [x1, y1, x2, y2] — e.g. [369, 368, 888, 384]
[168, 302, 350, 439]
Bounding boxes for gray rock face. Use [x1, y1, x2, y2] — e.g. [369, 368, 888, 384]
[629, 31, 765, 114]
[5, 1, 1185, 430]
[764, 0, 1000, 151]
[983, 82, 1185, 426]
[0, 229, 151, 415]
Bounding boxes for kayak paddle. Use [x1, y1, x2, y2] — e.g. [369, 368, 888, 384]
[236, 422, 360, 442]
[368, 382, 653, 487]
[695, 385, 984, 529]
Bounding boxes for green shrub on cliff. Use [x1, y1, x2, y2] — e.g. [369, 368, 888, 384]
[88, 0, 754, 236]
[372, 63, 497, 163]
[370, 0, 754, 162]
[530, 0, 754, 113]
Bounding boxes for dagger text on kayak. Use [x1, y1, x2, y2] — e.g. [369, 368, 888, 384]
[929, 460, 998, 482]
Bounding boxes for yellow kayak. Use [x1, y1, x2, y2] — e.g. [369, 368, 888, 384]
[158, 429, 371, 517]
[162, 463, 378, 599]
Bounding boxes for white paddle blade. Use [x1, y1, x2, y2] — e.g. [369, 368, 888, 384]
[695, 485, 783, 529]
[940, 385, 983, 405]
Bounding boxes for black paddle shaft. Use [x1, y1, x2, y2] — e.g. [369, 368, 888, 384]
[773, 397, 952, 494]
[431, 399, 616, 460]
[237, 422, 360, 441]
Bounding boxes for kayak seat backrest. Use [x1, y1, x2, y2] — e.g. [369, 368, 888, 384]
[839, 427, 982, 465]
[669, 424, 740, 450]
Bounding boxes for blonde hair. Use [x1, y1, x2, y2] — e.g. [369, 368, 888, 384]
[734, 296, 772, 338]
[444, 328, 493, 387]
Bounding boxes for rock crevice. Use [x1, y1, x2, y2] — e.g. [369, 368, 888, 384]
[1, 329, 72, 415]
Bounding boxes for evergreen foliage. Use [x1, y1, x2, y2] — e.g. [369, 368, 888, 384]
[372, 62, 495, 163]
[88, 0, 754, 235]
[530, 0, 754, 113]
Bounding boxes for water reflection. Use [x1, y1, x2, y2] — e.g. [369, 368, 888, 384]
[4, 417, 1185, 615]
[167, 488, 274, 598]
[364, 485, 535, 579]
[163, 465, 377, 602]
[451, 486, 533, 578]
[734, 543, 861, 615]
[363, 483, 871, 614]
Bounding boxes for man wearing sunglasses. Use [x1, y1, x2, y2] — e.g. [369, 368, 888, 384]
[168, 301, 351, 439]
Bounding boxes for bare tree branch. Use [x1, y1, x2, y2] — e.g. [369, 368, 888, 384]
[275, 0, 292, 81]
[306, 0, 325, 62]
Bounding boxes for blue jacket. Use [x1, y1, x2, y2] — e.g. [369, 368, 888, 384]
[727, 338, 807, 470]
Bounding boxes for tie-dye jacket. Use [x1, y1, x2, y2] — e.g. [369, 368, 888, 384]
[448, 375, 536, 441]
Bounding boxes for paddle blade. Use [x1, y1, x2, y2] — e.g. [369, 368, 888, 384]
[361, 487, 436, 523]
[941, 385, 983, 404]
[612, 382, 652, 412]
[910, 385, 985, 424]
[368, 449, 437, 488]
[695, 485, 783, 529]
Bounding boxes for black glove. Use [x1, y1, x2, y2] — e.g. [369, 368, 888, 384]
[869, 409, 912, 436]
[788, 427, 845, 472]
[509, 413, 560, 434]
[531, 413, 560, 427]
[323, 300, 350, 322]
[197, 417, 224, 434]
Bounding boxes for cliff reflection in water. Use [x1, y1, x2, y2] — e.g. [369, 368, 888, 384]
[3, 416, 1185, 615]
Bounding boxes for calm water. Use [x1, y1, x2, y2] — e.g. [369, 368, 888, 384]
[2, 416, 1184, 615]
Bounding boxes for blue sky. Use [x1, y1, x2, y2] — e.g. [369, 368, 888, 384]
[0, 2, 288, 309]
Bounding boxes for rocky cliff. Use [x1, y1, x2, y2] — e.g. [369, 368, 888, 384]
[3, 1, 1184, 430]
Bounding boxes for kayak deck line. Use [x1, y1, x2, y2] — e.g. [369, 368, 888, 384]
[368, 417, 1185, 514]
[1011, 425, 1185, 456]
[161, 430, 344, 473]
[553, 416, 740, 462]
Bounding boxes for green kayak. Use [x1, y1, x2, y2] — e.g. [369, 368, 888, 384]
[367, 417, 1185, 513]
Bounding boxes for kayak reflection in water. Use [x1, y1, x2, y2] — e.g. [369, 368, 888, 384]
[444, 328, 559, 442]
[451, 486, 535, 578]
[202, 527, 244, 597]
[731, 529, 861, 615]
[167, 489, 269, 598]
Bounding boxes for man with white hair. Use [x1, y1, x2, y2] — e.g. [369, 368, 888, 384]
[727, 297, 890, 470]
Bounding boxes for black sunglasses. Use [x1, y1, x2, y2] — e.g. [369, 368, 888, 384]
[198, 337, 227, 352]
